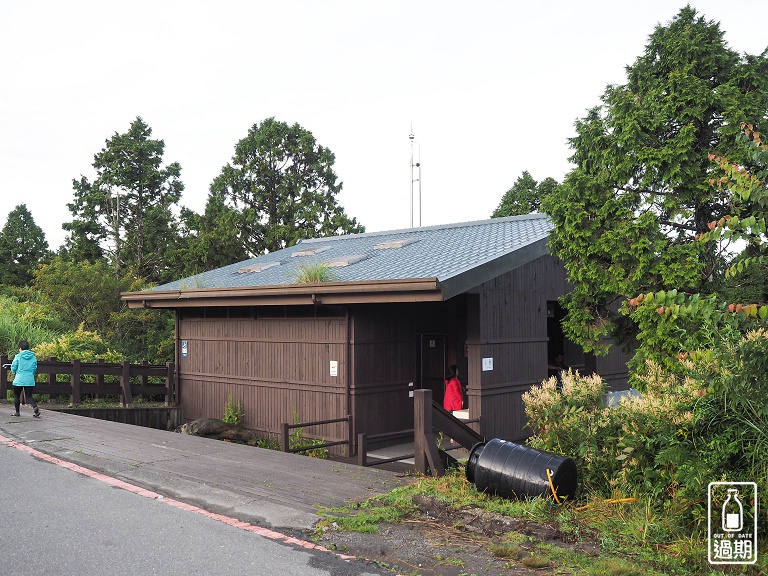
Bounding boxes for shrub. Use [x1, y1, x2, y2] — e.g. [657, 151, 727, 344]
[524, 371, 622, 496]
[34, 324, 124, 363]
[223, 392, 245, 425]
[524, 348, 768, 535]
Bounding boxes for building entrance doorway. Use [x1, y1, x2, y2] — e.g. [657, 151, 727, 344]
[547, 301, 584, 375]
[419, 334, 446, 406]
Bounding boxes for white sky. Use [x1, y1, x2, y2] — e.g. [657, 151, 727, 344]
[1, 1, 766, 251]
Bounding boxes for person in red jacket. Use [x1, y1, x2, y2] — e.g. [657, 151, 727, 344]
[443, 365, 463, 411]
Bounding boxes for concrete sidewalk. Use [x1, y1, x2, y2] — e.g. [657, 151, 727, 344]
[0, 406, 412, 531]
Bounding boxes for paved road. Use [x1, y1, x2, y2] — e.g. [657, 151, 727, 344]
[1, 437, 393, 576]
[0, 407, 410, 530]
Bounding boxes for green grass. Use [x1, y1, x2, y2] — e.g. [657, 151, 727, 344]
[292, 261, 337, 283]
[489, 540, 522, 559]
[316, 468, 768, 576]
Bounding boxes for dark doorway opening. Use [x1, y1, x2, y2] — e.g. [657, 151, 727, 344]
[419, 334, 446, 406]
[547, 301, 584, 376]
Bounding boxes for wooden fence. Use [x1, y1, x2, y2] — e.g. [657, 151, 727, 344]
[281, 415, 353, 456]
[0, 355, 175, 407]
[356, 389, 484, 476]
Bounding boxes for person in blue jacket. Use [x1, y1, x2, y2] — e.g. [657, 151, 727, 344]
[10, 340, 40, 417]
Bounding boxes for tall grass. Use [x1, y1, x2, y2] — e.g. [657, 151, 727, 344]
[293, 261, 337, 284]
[0, 314, 60, 357]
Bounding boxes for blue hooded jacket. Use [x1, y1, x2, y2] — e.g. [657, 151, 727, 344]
[11, 349, 37, 387]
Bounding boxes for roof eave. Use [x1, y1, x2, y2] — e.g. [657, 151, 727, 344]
[121, 278, 443, 309]
[437, 237, 550, 300]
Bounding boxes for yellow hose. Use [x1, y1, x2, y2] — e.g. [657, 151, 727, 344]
[546, 467, 636, 509]
[546, 468, 562, 504]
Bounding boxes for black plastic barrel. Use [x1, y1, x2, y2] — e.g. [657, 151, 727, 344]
[465, 438, 577, 502]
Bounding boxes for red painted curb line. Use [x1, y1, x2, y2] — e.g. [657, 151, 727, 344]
[0, 434, 358, 562]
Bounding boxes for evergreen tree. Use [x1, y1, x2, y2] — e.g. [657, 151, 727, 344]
[542, 7, 768, 353]
[167, 197, 248, 278]
[209, 117, 363, 257]
[64, 117, 184, 282]
[492, 171, 559, 217]
[0, 204, 50, 287]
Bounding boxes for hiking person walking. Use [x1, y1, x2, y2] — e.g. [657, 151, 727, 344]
[10, 339, 40, 417]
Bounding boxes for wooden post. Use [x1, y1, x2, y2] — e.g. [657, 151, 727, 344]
[414, 389, 445, 477]
[281, 422, 290, 452]
[120, 361, 134, 408]
[71, 359, 81, 406]
[95, 358, 105, 401]
[165, 362, 175, 406]
[46, 357, 58, 393]
[347, 414, 354, 456]
[357, 433, 367, 467]
[1, 354, 8, 402]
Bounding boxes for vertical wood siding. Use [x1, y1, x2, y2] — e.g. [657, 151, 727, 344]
[348, 302, 448, 437]
[472, 255, 571, 441]
[468, 255, 629, 441]
[178, 316, 349, 446]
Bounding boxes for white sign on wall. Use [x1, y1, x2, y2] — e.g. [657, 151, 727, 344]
[329, 360, 338, 377]
[482, 357, 494, 371]
[181, 340, 188, 358]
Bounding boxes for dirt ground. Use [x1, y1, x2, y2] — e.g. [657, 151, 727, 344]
[316, 494, 601, 576]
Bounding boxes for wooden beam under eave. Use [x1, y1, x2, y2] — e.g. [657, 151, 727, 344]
[125, 290, 445, 309]
[121, 278, 440, 304]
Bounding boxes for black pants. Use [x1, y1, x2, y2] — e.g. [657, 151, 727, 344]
[13, 386, 38, 413]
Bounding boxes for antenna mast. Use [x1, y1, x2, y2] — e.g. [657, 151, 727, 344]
[409, 128, 421, 227]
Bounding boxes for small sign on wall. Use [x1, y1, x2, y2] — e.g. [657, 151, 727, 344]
[482, 357, 493, 371]
[181, 340, 188, 358]
[329, 360, 338, 377]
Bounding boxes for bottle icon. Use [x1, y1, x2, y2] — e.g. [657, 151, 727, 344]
[722, 488, 743, 532]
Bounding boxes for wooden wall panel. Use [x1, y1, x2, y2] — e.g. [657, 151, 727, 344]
[596, 346, 632, 391]
[349, 304, 421, 436]
[467, 255, 629, 441]
[178, 316, 349, 449]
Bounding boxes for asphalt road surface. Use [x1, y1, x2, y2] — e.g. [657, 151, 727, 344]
[0, 442, 392, 576]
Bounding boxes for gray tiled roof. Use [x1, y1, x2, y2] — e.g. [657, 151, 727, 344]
[155, 214, 552, 297]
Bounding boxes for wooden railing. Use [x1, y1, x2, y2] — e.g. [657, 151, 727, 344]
[357, 389, 484, 476]
[280, 415, 353, 455]
[0, 355, 175, 408]
[357, 429, 415, 467]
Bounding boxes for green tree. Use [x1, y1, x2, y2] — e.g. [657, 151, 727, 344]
[542, 7, 768, 353]
[0, 204, 50, 287]
[32, 257, 122, 335]
[108, 291, 175, 363]
[209, 117, 364, 257]
[167, 196, 248, 277]
[64, 117, 184, 283]
[629, 125, 768, 373]
[31, 258, 174, 363]
[491, 172, 558, 217]
[620, 129, 768, 520]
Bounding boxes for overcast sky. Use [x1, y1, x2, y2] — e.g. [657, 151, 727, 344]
[1, 1, 766, 251]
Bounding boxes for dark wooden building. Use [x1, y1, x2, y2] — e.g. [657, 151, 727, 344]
[123, 214, 629, 447]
